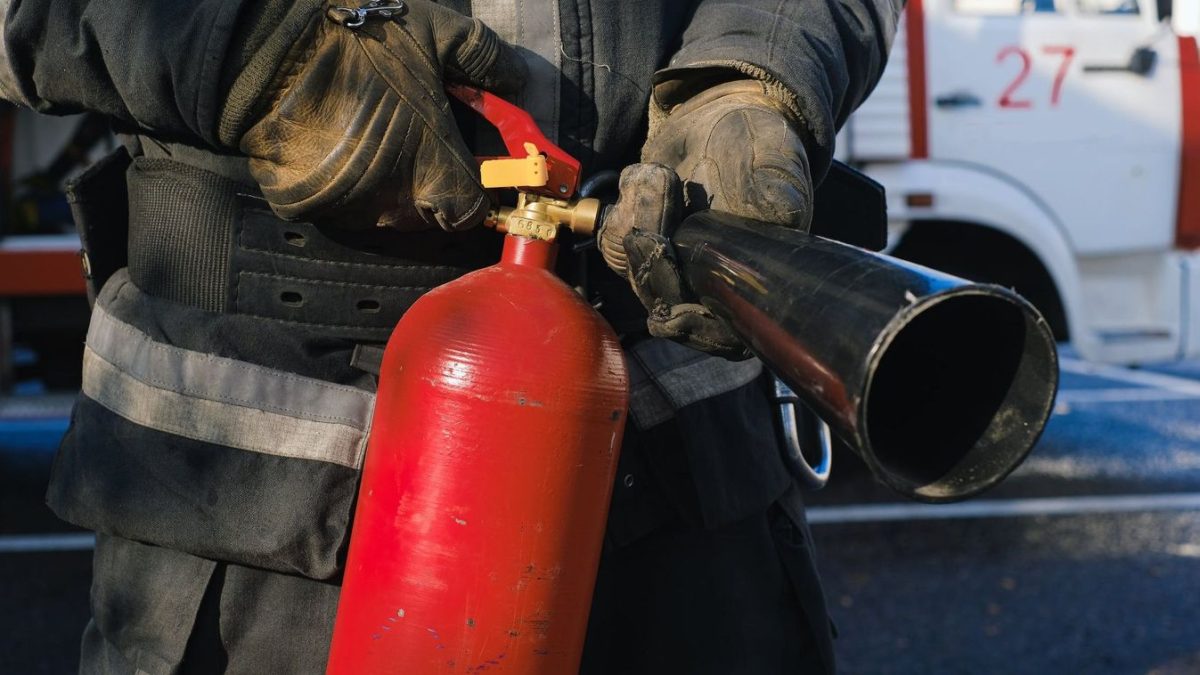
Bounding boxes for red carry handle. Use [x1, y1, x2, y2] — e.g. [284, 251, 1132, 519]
[446, 83, 581, 199]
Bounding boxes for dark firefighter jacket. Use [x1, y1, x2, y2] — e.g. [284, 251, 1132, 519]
[0, 0, 899, 673]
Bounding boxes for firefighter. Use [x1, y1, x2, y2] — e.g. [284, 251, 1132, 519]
[0, 0, 898, 672]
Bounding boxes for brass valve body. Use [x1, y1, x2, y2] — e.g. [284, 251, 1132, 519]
[486, 193, 602, 242]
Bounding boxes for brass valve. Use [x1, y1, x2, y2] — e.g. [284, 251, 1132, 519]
[478, 141, 601, 242]
[485, 192, 602, 242]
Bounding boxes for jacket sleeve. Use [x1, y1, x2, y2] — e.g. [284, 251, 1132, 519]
[0, 0, 318, 147]
[655, 0, 902, 179]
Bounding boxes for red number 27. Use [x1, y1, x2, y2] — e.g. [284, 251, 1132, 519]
[997, 45, 1076, 109]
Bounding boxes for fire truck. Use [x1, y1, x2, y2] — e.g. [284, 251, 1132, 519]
[841, 0, 1200, 364]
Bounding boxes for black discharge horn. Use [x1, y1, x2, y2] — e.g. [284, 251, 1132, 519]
[672, 211, 1059, 503]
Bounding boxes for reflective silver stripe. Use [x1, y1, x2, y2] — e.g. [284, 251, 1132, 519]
[471, 0, 561, 143]
[628, 346, 763, 429]
[82, 348, 370, 468]
[0, 0, 32, 106]
[86, 304, 373, 428]
[81, 305, 373, 468]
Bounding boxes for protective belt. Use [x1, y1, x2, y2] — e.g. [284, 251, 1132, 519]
[125, 156, 500, 341]
[52, 154, 522, 579]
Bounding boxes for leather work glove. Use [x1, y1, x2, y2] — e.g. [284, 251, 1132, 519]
[597, 79, 814, 359]
[219, 0, 526, 231]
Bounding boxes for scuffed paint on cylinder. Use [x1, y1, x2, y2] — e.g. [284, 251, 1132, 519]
[326, 235, 628, 674]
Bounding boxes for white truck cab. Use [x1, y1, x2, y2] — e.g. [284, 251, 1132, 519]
[842, 0, 1200, 363]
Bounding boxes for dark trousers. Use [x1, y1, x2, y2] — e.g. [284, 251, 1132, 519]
[581, 500, 833, 674]
[78, 493, 832, 675]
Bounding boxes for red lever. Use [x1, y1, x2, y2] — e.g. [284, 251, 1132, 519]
[447, 83, 581, 198]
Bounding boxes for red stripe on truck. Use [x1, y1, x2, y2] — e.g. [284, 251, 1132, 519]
[906, 0, 929, 159]
[0, 248, 86, 296]
[1177, 35, 1200, 250]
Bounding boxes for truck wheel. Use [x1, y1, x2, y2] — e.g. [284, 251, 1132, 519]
[891, 220, 1069, 341]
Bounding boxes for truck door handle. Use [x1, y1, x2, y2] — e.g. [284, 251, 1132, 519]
[1083, 46, 1157, 76]
[934, 92, 983, 108]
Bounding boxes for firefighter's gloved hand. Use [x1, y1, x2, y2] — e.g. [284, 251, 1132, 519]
[597, 79, 814, 359]
[599, 164, 747, 359]
[219, 0, 525, 231]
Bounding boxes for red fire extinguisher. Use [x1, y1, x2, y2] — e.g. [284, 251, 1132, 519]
[326, 87, 628, 674]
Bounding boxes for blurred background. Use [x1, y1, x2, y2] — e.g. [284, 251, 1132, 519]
[4, 0, 1200, 671]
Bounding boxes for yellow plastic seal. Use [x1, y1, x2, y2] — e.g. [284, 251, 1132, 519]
[479, 142, 549, 189]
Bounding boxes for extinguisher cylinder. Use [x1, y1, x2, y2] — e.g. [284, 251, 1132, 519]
[327, 235, 629, 674]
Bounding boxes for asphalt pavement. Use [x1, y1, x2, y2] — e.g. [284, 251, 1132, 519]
[2, 353, 1200, 674]
[805, 354, 1200, 674]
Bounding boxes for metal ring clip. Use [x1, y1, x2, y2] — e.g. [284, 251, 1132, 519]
[772, 375, 833, 489]
[328, 0, 407, 28]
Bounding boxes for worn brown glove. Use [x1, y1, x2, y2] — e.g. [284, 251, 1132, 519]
[219, 0, 525, 230]
[598, 79, 814, 358]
